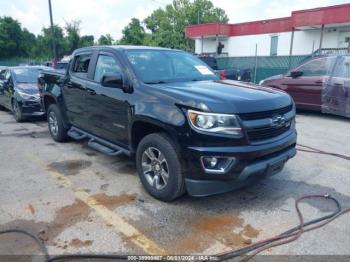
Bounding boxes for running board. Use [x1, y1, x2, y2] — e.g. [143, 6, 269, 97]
[67, 126, 130, 156]
[88, 139, 123, 156]
[68, 127, 87, 140]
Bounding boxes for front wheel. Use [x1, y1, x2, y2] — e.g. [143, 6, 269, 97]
[136, 133, 186, 202]
[47, 104, 68, 142]
[12, 100, 25, 122]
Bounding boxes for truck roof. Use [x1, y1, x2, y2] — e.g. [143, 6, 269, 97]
[74, 45, 181, 54]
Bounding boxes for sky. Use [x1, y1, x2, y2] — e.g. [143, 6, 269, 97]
[0, 0, 350, 40]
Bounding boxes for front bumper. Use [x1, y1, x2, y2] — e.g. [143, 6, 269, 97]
[19, 100, 45, 116]
[183, 131, 297, 197]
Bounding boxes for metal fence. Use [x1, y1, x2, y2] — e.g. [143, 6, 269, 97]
[217, 55, 312, 84]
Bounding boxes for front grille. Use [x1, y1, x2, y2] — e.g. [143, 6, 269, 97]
[247, 125, 291, 142]
[239, 104, 293, 121]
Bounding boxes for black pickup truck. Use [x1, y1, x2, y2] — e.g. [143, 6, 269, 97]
[38, 46, 297, 201]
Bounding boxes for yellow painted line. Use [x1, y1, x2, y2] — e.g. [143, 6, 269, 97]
[26, 154, 167, 255]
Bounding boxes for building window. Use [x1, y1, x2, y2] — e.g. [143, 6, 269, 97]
[270, 35, 278, 56]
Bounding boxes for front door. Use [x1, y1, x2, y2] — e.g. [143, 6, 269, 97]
[282, 56, 336, 110]
[84, 52, 130, 146]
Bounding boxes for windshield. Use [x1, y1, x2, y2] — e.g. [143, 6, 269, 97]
[125, 50, 219, 84]
[13, 68, 41, 83]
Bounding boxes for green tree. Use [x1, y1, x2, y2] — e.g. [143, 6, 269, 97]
[20, 28, 37, 57]
[0, 17, 23, 58]
[97, 34, 114, 45]
[80, 35, 94, 47]
[65, 20, 81, 53]
[143, 0, 228, 51]
[33, 25, 68, 60]
[119, 18, 146, 45]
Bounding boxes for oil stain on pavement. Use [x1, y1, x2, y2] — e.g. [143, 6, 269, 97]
[47, 159, 92, 176]
[0, 192, 137, 253]
[172, 214, 260, 254]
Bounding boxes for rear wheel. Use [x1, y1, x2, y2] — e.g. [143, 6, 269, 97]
[47, 104, 68, 142]
[136, 133, 185, 202]
[12, 100, 25, 122]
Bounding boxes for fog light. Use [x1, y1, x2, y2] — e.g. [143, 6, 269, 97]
[209, 157, 218, 167]
[201, 156, 236, 174]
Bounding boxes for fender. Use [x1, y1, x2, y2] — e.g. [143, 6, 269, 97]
[129, 114, 186, 151]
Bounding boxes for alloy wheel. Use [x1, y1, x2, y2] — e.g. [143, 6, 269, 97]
[48, 111, 59, 136]
[141, 147, 169, 190]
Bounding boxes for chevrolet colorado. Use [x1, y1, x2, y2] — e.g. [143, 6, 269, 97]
[38, 46, 297, 201]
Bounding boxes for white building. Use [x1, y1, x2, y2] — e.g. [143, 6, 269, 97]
[186, 3, 350, 57]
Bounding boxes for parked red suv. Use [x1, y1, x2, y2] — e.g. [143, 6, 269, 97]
[260, 55, 350, 117]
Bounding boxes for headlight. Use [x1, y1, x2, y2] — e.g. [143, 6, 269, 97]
[17, 90, 40, 100]
[187, 110, 242, 136]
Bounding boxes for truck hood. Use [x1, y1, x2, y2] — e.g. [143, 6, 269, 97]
[152, 80, 292, 114]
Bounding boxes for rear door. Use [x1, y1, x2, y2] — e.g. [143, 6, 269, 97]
[62, 52, 93, 130]
[323, 56, 350, 116]
[282, 57, 336, 110]
[84, 51, 130, 146]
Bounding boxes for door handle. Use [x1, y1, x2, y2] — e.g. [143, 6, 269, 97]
[314, 80, 323, 84]
[65, 83, 73, 88]
[86, 88, 96, 95]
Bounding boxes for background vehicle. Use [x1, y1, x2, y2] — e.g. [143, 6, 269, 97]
[0, 66, 50, 122]
[260, 55, 350, 117]
[198, 54, 252, 82]
[39, 46, 296, 201]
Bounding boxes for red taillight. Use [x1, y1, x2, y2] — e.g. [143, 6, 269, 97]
[219, 71, 226, 79]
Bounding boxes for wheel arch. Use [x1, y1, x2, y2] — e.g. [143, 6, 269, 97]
[130, 117, 180, 153]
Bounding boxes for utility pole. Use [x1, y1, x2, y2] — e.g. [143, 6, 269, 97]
[48, 0, 57, 68]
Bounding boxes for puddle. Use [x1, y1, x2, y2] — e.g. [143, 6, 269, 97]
[117, 163, 136, 175]
[174, 214, 260, 254]
[47, 160, 92, 176]
[100, 184, 109, 191]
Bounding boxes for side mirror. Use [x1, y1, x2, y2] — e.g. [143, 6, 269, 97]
[101, 73, 123, 89]
[290, 71, 303, 78]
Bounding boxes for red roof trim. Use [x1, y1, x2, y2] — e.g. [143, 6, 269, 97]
[185, 3, 350, 38]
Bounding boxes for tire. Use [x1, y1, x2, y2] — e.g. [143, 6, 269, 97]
[47, 104, 68, 142]
[136, 133, 186, 202]
[12, 100, 25, 122]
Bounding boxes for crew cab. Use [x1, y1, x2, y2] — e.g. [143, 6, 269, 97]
[38, 46, 297, 201]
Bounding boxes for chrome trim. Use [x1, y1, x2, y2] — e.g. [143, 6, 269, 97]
[200, 156, 236, 174]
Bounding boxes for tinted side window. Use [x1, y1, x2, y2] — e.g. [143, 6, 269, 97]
[297, 57, 336, 77]
[72, 54, 91, 77]
[333, 57, 350, 79]
[94, 55, 122, 82]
